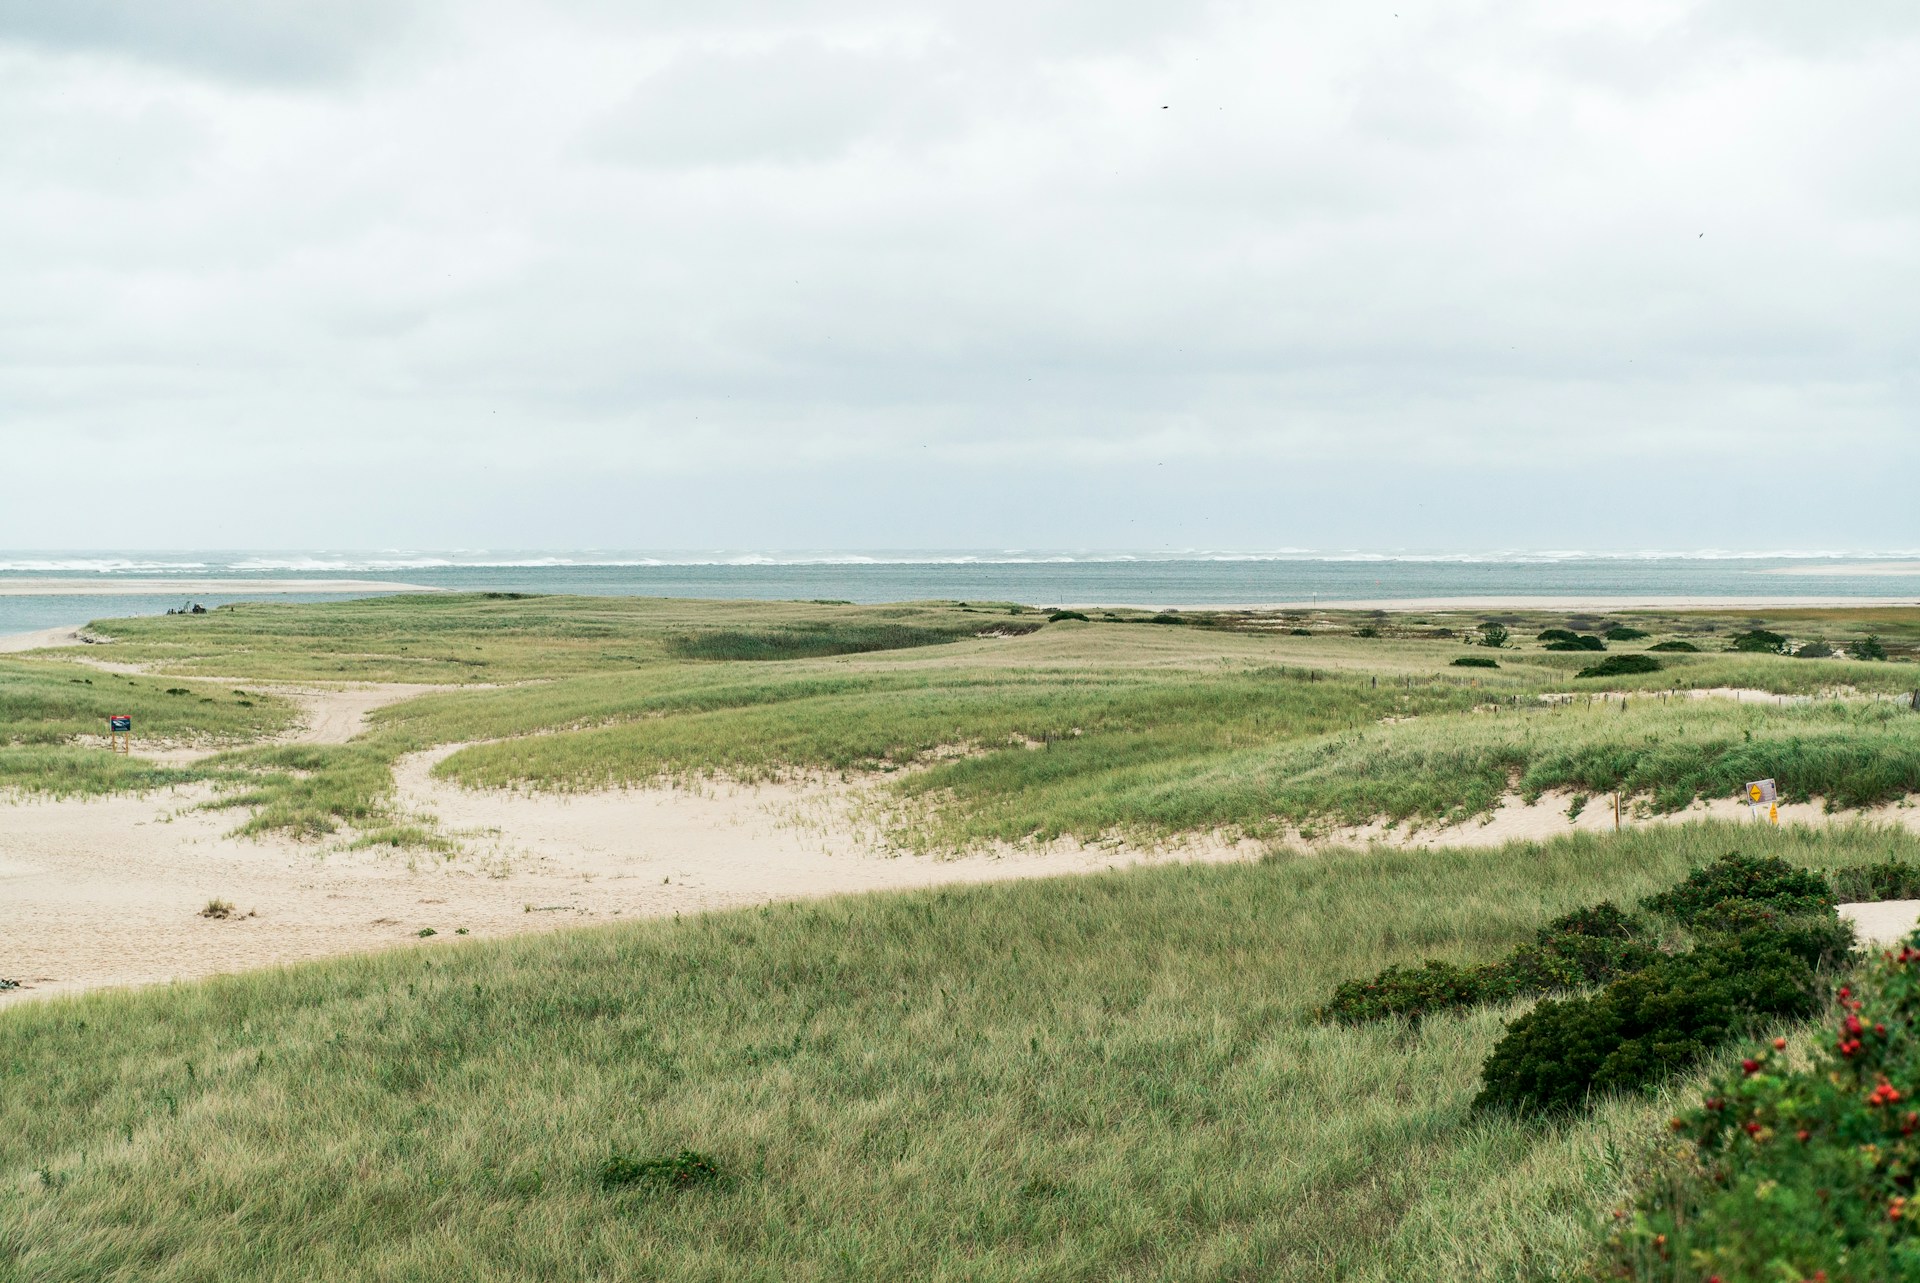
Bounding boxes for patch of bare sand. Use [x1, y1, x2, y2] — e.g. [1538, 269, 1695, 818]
[0, 625, 87, 654]
[0, 747, 1258, 1002]
[1312, 791, 1920, 850]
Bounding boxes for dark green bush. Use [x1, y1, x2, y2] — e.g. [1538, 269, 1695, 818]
[1287, 628, 1311, 636]
[1319, 959, 1491, 1024]
[1855, 634, 1891, 661]
[1605, 625, 1651, 641]
[1641, 853, 1834, 925]
[1450, 656, 1499, 668]
[1148, 613, 1184, 625]
[1730, 629, 1789, 654]
[1575, 654, 1663, 678]
[1319, 903, 1653, 1024]
[1474, 931, 1824, 1115]
[1646, 639, 1700, 653]
[600, 1149, 728, 1193]
[1795, 638, 1836, 659]
[1546, 635, 1607, 652]
[1537, 628, 1580, 644]
[1047, 610, 1090, 623]
[1478, 622, 1510, 648]
[1829, 857, 1920, 903]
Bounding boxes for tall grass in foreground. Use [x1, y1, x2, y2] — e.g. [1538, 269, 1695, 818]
[5, 823, 1917, 1282]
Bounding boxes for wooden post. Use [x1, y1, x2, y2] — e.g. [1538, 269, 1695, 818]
[1613, 792, 1620, 831]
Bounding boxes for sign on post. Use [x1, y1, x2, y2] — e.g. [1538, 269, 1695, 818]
[108, 715, 131, 755]
[1745, 778, 1778, 825]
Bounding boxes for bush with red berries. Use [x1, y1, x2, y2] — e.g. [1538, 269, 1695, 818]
[1599, 936, 1920, 1281]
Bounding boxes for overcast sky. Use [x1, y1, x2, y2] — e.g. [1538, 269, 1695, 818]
[1, 1, 1915, 551]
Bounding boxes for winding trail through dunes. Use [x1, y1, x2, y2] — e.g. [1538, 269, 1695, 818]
[0, 745, 1256, 1002]
[7, 663, 1920, 1002]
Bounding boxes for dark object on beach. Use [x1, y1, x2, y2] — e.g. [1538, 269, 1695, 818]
[1452, 656, 1499, 669]
[0, 978, 18, 992]
[600, 1149, 728, 1193]
[1575, 654, 1663, 679]
[1648, 640, 1701, 653]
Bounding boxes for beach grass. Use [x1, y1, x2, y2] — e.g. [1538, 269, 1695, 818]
[6, 820, 1913, 1282]
[5, 595, 1915, 841]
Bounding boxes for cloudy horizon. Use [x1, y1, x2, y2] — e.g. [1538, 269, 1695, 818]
[2, 1, 1915, 551]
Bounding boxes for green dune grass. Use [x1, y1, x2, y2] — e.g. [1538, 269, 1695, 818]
[7, 822, 1911, 1282]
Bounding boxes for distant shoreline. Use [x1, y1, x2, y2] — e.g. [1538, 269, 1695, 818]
[0, 578, 436, 596]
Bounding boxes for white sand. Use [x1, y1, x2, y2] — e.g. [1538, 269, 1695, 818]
[1839, 901, 1920, 946]
[0, 625, 86, 653]
[0, 578, 433, 596]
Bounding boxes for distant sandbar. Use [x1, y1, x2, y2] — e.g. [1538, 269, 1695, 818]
[0, 578, 436, 596]
[1763, 562, 1920, 577]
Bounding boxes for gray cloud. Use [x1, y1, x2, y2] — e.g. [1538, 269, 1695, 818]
[0, 0, 426, 81]
[0, 0, 1916, 550]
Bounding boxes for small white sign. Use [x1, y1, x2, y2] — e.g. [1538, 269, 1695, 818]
[1745, 778, 1778, 806]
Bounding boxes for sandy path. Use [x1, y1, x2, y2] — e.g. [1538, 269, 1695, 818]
[0, 625, 86, 654]
[0, 753, 1256, 1002]
[7, 734, 1920, 1002]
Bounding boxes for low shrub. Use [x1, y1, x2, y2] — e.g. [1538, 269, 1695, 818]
[1287, 628, 1312, 636]
[1148, 614, 1184, 625]
[1646, 640, 1701, 653]
[600, 1149, 728, 1193]
[1796, 638, 1837, 659]
[1641, 853, 1834, 925]
[1319, 959, 1491, 1024]
[1047, 610, 1090, 623]
[1730, 629, 1789, 654]
[1354, 626, 1380, 638]
[1829, 857, 1920, 903]
[1605, 625, 1651, 641]
[1474, 930, 1826, 1115]
[1320, 903, 1653, 1024]
[1857, 634, 1891, 661]
[1546, 636, 1608, 652]
[1600, 941, 1920, 1279]
[1575, 654, 1662, 678]
[1478, 622, 1510, 648]
[1451, 656, 1499, 669]
[1538, 628, 1581, 644]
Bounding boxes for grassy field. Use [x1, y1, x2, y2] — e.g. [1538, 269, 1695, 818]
[6, 821, 1912, 1282]
[8, 595, 1920, 1277]
[5, 595, 1920, 845]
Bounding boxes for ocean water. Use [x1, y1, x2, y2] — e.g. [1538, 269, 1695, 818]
[3, 550, 1919, 635]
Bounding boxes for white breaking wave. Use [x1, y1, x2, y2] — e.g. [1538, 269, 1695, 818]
[3, 549, 1920, 573]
